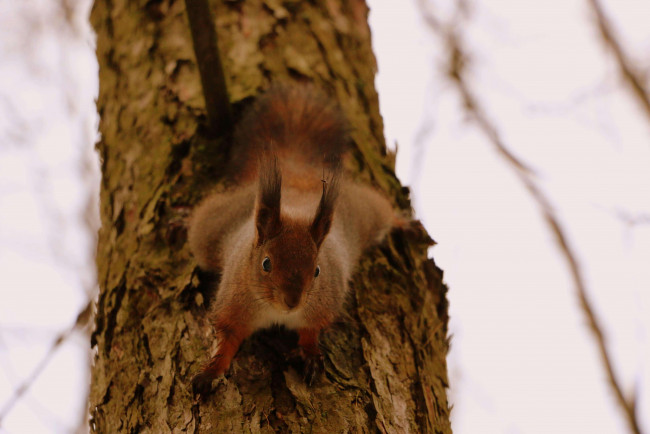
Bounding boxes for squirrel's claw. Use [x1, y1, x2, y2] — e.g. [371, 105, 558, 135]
[285, 347, 324, 386]
[303, 352, 323, 386]
[191, 371, 217, 398]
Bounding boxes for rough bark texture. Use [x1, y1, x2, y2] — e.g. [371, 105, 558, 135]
[90, 0, 452, 432]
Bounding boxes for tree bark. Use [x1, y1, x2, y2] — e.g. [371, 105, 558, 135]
[90, 0, 451, 432]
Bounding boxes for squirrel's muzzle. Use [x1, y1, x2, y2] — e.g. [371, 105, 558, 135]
[282, 292, 301, 309]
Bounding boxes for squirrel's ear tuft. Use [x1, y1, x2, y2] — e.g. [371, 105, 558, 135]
[310, 168, 340, 248]
[256, 155, 282, 245]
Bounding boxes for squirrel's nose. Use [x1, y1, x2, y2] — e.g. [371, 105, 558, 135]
[283, 293, 300, 309]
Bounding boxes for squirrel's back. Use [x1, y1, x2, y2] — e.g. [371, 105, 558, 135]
[230, 85, 349, 187]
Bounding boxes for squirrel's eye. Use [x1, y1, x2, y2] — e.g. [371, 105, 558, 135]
[262, 257, 272, 272]
[314, 265, 320, 277]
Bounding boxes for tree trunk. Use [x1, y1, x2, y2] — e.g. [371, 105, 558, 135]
[90, 0, 451, 432]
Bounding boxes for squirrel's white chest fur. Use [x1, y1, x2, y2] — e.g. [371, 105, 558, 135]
[252, 305, 307, 331]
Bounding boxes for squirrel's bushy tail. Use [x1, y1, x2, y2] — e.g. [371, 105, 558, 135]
[231, 84, 349, 182]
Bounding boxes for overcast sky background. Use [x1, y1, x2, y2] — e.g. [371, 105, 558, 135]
[1, 0, 649, 433]
[0, 1, 97, 432]
[370, 0, 650, 432]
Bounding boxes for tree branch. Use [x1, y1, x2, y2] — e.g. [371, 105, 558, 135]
[614, 210, 650, 228]
[0, 301, 92, 426]
[588, 0, 650, 124]
[444, 30, 643, 434]
[416, 2, 643, 430]
[184, 0, 232, 136]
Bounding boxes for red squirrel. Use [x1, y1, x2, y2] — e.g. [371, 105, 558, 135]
[188, 85, 397, 390]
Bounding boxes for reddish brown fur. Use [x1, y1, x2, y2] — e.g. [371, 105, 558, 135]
[230, 84, 349, 184]
[188, 85, 397, 390]
[297, 328, 320, 356]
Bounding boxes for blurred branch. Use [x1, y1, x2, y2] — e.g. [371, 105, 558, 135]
[454, 75, 643, 434]
[59, 0, 75, 26]
[74, 306, 93, 434]
[588, 0, 650, 123]
[449, 36, 643, 434]
[0, 300, 92, 426]
[614, 209, 650, 228]
[184, 0, 232, 136]
[417, 2, 643, 432]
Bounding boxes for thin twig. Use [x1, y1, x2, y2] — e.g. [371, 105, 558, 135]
[444, 29, 643, 434]
[418, 2, 643, 430]
[614, 210, 650, 228]
[588, 0, 650, 124]
[0, 301, 92, 426]
[184, 0, 232, 136]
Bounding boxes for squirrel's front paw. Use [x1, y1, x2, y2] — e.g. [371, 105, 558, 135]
[302, 352, 324, 386]
[191, 370, 218, 398]
[285, 347, 323, 385]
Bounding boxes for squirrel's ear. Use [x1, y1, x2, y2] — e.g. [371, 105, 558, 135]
[310, 171, 340, 248]
[256, 155, 282, 245]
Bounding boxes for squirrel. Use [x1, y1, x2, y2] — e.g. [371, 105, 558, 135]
[188, 85, 399, 391]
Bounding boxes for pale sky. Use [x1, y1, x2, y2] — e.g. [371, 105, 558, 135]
[0, 1, 97, 432]
[369, 0, 650, 432]
[1, 0, 649, 433]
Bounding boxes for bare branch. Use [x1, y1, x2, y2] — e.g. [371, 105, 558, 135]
[443, 30, 643, 434]
[614, 209, 650, 228]
[588, 0, 650, 124]
[0, 301, 92, 426]
[184, 0, 232, 136]
[416, 1, 643, 430]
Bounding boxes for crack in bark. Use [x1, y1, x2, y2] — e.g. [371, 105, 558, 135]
[102, 276, 128, 357]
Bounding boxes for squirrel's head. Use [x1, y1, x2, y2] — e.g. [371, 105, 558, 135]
[253, 156, 338, 311]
